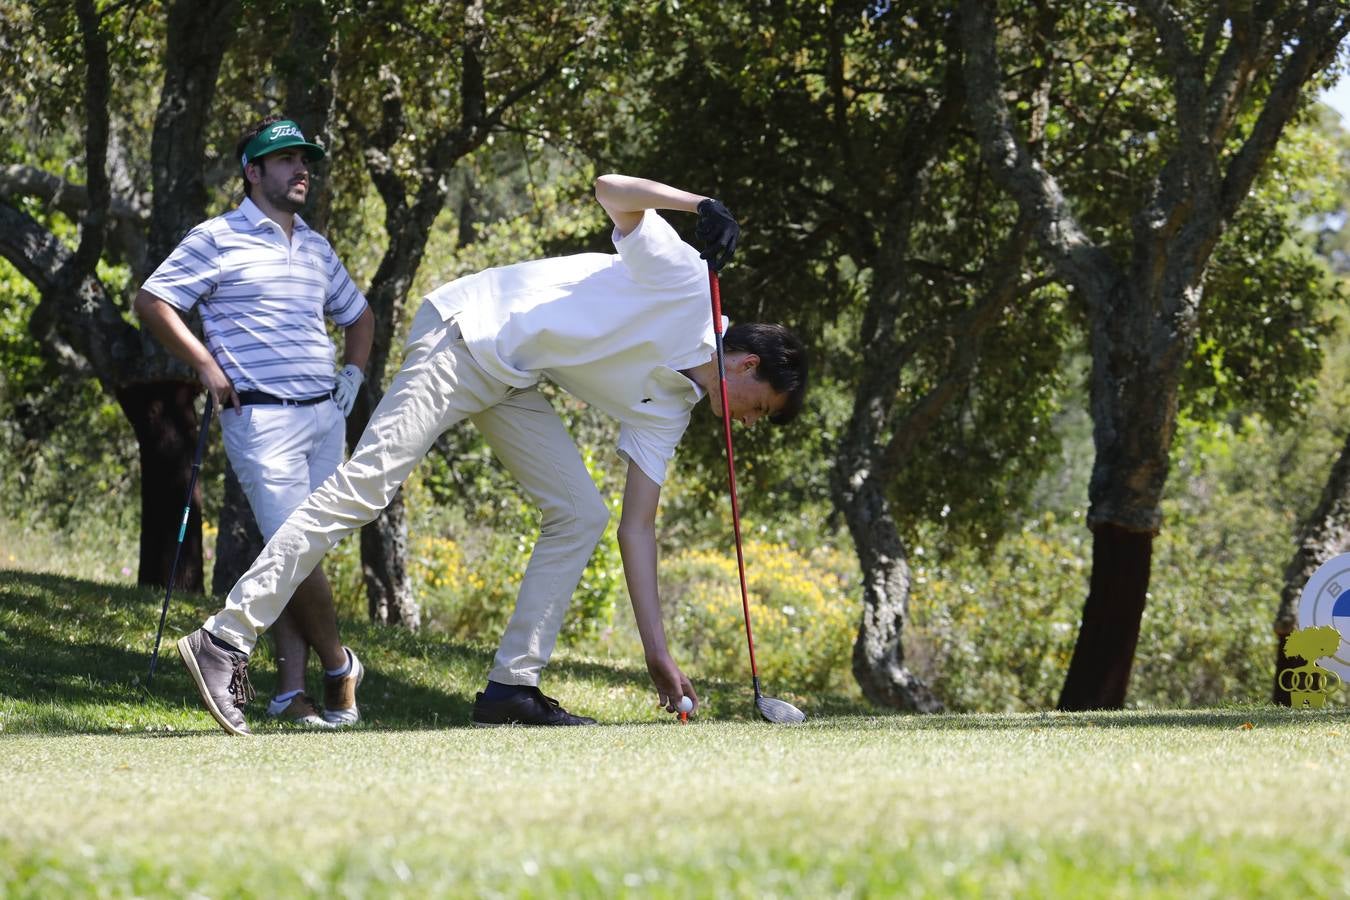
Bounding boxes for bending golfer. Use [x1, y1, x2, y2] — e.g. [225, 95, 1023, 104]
[177, 175, 807, 734]
[137, 115, 374, 731]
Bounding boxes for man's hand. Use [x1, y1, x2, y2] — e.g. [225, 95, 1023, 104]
[695, 198, 739, 272]
[646, 652, 698, 716]
[199, 360, 240, 414]
[333, 363, 364, 416]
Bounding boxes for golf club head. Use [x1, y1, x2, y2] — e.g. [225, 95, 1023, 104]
[756, 694, 806, 724]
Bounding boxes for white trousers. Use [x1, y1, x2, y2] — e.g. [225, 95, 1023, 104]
[219, 398, 345, 540]
[206, 301, 610, 685]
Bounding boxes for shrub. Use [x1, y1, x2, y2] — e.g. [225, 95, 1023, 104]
[403, 446, 627, 647]
[907, 515, 1085, 712]
[659, 540, 858, 694]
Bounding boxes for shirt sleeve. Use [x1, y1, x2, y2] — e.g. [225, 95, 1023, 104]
[322, 242, 369, 327]
[616, 420, 689, 486]
[612, 210, 705, 290]
[139, 225, 221, 311]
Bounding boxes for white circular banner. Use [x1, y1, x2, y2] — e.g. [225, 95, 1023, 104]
[1297, 552, 1350, 680]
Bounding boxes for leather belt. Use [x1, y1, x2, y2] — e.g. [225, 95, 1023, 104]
[236, 390, 332, 407]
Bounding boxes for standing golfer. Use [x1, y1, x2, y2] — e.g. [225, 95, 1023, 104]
[176, 174, 807, 734]
[136, 115, 374, 732]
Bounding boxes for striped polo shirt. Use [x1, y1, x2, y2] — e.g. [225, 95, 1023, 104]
[141, 197, 368, 399]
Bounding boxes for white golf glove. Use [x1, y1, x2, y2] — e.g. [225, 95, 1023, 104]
[333, 364, 364, 417]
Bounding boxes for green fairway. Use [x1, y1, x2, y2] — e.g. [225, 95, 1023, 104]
[4, 714, 1350, 897]
[5, 567, 1350, 897]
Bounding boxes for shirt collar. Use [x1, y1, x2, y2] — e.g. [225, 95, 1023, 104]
[239, 196, 309, 235]
[656, 366, 705, 406]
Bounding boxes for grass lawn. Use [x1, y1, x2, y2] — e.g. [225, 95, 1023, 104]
[4, 566, 1350, 897]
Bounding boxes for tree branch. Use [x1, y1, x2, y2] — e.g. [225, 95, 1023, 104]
[70, 0, 111, 279]
[0, 200, 142, 381]
[1200, 5, 1263, 144]
[1219, 6, 1350, 223]
[959, 0, 1115, 293]
[1135, 1, 1209, 155]
[0, 164, 147, 227]
[878, 218, 1043, 479]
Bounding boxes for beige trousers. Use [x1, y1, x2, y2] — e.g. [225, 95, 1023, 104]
[205, 301, 610, 685]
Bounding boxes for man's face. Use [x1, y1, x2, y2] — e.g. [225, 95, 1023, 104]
[720, 353, 787, 428]
[250, 148, 310, 213]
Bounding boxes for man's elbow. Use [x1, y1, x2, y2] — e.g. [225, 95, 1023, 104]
[131, 289, 160, 321]
[616, 518, 654, 546]
[594, 173, 633, 206]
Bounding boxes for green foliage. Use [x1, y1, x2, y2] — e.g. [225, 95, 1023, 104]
[404, 416, 628, 648]
[908, 514, 1084, 711]
[1182, 119, 1345, 426]
[0, 259, 139, 532]
[659, 539, 860, 695]
[908, 385, 1350, 712]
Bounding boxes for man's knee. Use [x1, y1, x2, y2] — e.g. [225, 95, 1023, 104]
[306, 466, 394, 528]
[542, 492, 610, 546]
[577, 494, 610, 543]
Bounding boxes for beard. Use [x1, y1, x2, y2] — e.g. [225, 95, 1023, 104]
[260, 178, 306, 215]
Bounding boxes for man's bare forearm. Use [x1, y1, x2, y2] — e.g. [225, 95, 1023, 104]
[342, 306, 374, 371]
[132, 289, 214, 373]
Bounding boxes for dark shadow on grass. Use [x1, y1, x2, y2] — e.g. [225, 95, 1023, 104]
[2, 568, 695, 732]
[13, 569, 1303, 734]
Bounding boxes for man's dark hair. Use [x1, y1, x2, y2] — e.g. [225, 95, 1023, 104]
[724, 322, 809, 425]
[234, 113, 287, 198]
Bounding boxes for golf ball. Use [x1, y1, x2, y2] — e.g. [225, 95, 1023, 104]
[677, 696, 693, 713]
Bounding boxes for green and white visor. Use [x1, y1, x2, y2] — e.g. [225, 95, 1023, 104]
[240, 119, 326, 171]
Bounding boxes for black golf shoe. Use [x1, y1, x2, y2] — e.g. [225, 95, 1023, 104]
[471, 686, 597, 727]
[177, 628, 255, 736]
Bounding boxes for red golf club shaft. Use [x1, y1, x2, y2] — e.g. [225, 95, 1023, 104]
[708, 268, 761, 683]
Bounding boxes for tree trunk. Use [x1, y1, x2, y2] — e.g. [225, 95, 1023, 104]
[114, 381, 205, 591]
[360, 491, 417, 628]
[343, 384, 419, 626]
[279, 0, 337, 232]
[1272, 429, 1350, 704]
[835, 437, 943, 712]
[143, 0, 241, 277]
[1057, 524, 1153, 710]
[1055, 277, 1186, 710]
[123, 0, 239, 587]
[210, 459, 263, 595]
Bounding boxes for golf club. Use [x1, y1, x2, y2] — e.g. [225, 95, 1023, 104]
[708, 267, 806, 725]
[146, 393, 214, 688]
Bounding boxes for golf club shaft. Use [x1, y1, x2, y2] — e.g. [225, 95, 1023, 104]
[147, 394, 213, 685]
[708, 269, 762, 687]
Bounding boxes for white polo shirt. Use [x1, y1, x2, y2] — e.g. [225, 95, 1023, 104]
[425, 210, 720, 484]
[141, 198, 368, 399]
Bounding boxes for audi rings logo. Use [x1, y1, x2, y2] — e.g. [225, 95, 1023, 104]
[1279, 666, 1340, 694]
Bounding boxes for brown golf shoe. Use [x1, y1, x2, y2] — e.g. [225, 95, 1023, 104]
[176, 628, 254, 736]
[322, 648, 363, 727]
[267, 694, 333, 729]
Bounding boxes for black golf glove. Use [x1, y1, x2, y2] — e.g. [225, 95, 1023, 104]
[696, 198, 739, 272]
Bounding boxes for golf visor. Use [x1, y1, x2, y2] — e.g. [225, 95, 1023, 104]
[240, 119, 326, 171]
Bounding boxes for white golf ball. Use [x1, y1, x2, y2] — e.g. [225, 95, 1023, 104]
[677, 696, 693, 713]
